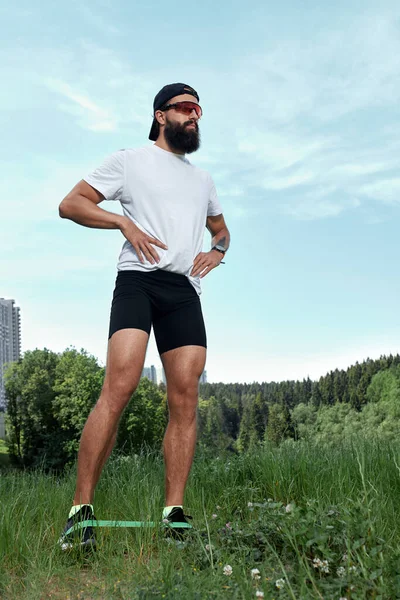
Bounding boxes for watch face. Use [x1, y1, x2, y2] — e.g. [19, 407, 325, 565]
[215, 245, 225, 252]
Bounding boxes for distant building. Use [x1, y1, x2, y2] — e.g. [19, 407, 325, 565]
[141, 365, 157, 385]
[199, 370, 207, 384]
[142, 366, 207, 386]
[157, 367, 166, 385]
[0, 298, 21, 408]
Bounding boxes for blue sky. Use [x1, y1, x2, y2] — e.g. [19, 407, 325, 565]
[1, 0, 399, 383]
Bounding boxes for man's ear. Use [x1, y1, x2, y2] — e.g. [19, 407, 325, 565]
[155, 110, 166, 126]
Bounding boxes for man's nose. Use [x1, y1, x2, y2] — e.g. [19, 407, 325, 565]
[189, 109, 200, 120]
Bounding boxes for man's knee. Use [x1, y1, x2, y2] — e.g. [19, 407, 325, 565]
[169, 372, 201, 397]
[168, 404, 197, 426]
[99, 375, 140, 416]
[168, 381, 199, 423]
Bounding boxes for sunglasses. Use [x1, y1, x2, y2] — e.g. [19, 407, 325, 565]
[160, 101, 203, 118]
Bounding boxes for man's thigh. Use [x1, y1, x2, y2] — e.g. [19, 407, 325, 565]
[161, 345, 206, 398]
[104, 270, 153, 398]
[103, 329, 150, 402]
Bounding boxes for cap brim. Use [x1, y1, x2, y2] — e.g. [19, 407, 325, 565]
[149, 117, 158, 141]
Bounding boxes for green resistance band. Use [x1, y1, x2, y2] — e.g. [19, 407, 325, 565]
[66, 520, 193, 536]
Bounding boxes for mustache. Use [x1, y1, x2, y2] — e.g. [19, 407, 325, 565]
[184, 120, 199, 131]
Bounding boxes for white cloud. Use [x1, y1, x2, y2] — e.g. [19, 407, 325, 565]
[0, 39, 154, 134]
[44, 78, 118, 132]
[1, 161, 96, 224]
[218, 10, 400, 221]
[283, 194, 360, 221]
[262, 170, 315, 191]
[359, 178, 400, 205]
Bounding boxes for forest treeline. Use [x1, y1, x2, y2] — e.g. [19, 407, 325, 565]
[3, 348, 400, 470]
[198, 354, 400, 450]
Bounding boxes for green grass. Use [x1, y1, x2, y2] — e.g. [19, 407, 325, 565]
[1, 438, 400, 599]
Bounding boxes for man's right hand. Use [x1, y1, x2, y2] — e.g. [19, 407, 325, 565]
[119, 217, 168, 265]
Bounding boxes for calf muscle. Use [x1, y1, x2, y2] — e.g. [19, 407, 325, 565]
[72, 328, 149, 505]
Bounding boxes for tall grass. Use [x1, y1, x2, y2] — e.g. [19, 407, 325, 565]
[1, 438, 400, 599]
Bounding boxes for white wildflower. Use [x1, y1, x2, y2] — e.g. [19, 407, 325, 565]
[256, 591, 264, 598]
[275, 578, 285, 589]
[205, 544, 214, 551]
[339, 597, 348, 600]
[216, 505, 221, 510]
[248, 501, 253, 508]
[211, 514, 217, 519]
[319, 560, 329, 573]
[285, 503, 293, 513]
[312, 558, 329, 573]
[337, 566, 346, 578]
[251, 568, 261, 580]
[349, 565, 358, 574]
[342, 553, 348, 562]
[223, 564, 233, 576]
[267, 498, 273, 502]
[313, 558, 322, 569]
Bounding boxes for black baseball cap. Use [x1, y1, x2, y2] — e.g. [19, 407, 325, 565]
[148, 83, 200, 141]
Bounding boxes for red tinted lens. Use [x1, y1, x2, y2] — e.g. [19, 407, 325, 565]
[175, 102, 202, 117]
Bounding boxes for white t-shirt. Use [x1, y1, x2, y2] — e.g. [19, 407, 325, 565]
[84, 144, 223, 295]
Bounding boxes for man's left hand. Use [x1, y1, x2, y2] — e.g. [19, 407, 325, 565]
[191, 250, 224, 278]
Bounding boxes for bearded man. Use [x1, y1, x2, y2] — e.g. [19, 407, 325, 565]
[57, 83, 230, 550]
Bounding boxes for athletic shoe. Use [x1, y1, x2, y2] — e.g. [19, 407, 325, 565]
[57, 505, 97, 551]
[164, 506, 193, 538]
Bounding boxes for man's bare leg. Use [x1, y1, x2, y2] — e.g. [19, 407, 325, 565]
[161, 345, 206, 507]
[72, 329, 149, 506]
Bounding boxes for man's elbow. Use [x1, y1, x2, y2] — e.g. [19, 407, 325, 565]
[59, 195, 75, 219]
[58, 200, 69, 219]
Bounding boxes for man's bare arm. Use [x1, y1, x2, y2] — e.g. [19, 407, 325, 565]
[59, 180, 124, 229]
[191, 214, 230, 278]
[59, 180, 167, 264]
[206, 214, 230, 252]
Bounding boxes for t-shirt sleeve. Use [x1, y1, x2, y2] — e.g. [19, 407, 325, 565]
[207, 175, 223, 217]
[83, 150, 125, 201]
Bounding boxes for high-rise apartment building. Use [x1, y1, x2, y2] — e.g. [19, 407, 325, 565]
[199, 370, 207, 384]
[0, 298, 21, 408]
[157, 367, 166, 385]
[142, 366, 207, 387]
[141, 365, 157, 385]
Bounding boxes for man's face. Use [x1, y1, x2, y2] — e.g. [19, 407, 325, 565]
[159, 94, 201, 154]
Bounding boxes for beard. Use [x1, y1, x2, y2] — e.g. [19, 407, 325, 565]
[164, 118, 201, 154]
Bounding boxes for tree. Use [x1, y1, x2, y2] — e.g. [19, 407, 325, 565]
[116, 377, 167, 454]
[291, 402, 317, 440]
[52, 348, 104, 466]
[236, 397, 252, 452]
[4, 348, 60, 468]
[265, 403, 291, 445]
[314, 403, 361, 444]
[4, 347, 168, 470]
[366, 367, 400, 404]
[311, 382, 323, 408]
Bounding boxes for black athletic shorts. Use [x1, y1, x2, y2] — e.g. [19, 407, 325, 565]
[108, 269, 207, 355]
